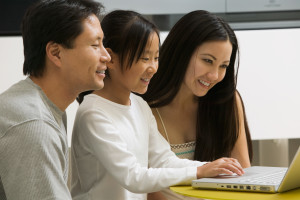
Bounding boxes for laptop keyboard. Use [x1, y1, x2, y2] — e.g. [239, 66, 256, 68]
[240, 170, 286, 184]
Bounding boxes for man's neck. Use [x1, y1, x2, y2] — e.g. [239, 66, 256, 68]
[30, 75, 76, 111]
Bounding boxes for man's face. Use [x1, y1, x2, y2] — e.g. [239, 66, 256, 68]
[59, 14, 111, 94]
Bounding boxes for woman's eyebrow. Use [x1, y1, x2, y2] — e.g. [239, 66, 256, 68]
[200, 53, 217, 60]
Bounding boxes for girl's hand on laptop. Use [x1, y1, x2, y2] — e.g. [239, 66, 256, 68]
[196, 157, 245, 178]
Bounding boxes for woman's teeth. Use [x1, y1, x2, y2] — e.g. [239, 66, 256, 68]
[199, 79, 210, 86]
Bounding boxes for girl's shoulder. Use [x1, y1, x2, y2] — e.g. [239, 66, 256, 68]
[131, 93, 152, 114]
[131, 93, 148, 106]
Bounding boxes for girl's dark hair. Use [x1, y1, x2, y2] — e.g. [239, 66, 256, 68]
[22, 0, 104, 77]
[77, 10, 159, 104]
[101, 10, 159, 71]
[142, 10, 252, 162]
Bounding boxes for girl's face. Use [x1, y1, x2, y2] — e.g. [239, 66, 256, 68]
[121, 32, 159, 94]
[183, 40, 232, 97]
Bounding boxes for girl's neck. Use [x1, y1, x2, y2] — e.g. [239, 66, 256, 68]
[93, 79, 131, 106]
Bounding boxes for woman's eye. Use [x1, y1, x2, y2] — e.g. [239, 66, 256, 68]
[155, 57, 159, 61]
[203, 59, 213, 64]
[92, 44, 99, 48]
[221, 64, 229, 69]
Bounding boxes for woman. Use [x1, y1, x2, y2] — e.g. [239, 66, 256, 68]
[71, 10, 244, 200]
[142, 10, 253, 200]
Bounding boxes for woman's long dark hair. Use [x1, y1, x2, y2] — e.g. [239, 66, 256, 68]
[77, 10, 159, 104]
[142, 10, 252, 162]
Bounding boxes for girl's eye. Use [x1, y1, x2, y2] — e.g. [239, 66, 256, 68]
[155, 57, 159, 61]
[141, 58, 149, 61]
[92, 44, 99, 48]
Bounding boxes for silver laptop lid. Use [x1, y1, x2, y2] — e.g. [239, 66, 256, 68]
[277, 146, 300, 192]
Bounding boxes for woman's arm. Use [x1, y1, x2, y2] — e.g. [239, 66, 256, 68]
[230, 91, 251, 168]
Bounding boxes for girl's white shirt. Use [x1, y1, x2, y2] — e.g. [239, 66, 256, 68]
[71, 93, 205, 200]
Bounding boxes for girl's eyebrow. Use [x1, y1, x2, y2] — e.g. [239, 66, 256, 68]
[143, 50, 159, 54]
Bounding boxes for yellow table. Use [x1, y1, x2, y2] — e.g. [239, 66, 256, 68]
[170, 186, 300, 200]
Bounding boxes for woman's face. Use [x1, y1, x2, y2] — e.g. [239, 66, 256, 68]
[183, 40, 232, 97]
[121, 32, 160, 94]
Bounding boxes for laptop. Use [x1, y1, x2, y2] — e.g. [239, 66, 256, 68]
[192, 146, 300, 193]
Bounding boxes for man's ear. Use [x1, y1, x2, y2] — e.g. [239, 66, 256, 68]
[45, 41, 62, 67]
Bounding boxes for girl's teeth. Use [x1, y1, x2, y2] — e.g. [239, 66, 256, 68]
[142, 78, 149, 82]
[96, 70, 105, 74]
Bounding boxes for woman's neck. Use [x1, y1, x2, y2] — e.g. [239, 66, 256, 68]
[168, 84, 198, 112]
[93, 78, 131, 106]
[156, 83, 198, 144]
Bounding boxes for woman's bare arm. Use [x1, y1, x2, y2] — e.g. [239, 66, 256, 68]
[230, 92, 251, 168]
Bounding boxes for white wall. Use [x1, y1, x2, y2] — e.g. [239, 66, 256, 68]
[1, 29, 300, 147]
[235, 28, 300, 140]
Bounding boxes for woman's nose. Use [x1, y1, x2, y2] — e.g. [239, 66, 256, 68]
[207, 68, 219, 81]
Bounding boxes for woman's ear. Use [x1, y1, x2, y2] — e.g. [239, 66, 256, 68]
[46, 41, 62, 67]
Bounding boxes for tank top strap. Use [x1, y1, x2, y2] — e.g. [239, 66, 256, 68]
[155, 108, 170, 144]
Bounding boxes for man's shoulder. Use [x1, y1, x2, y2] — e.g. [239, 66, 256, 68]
[0, 80, 56, 137]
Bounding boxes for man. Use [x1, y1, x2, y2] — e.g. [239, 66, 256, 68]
[0, 0, 110, 199]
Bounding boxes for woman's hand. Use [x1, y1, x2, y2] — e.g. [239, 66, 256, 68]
[197, 157, 245, 178]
